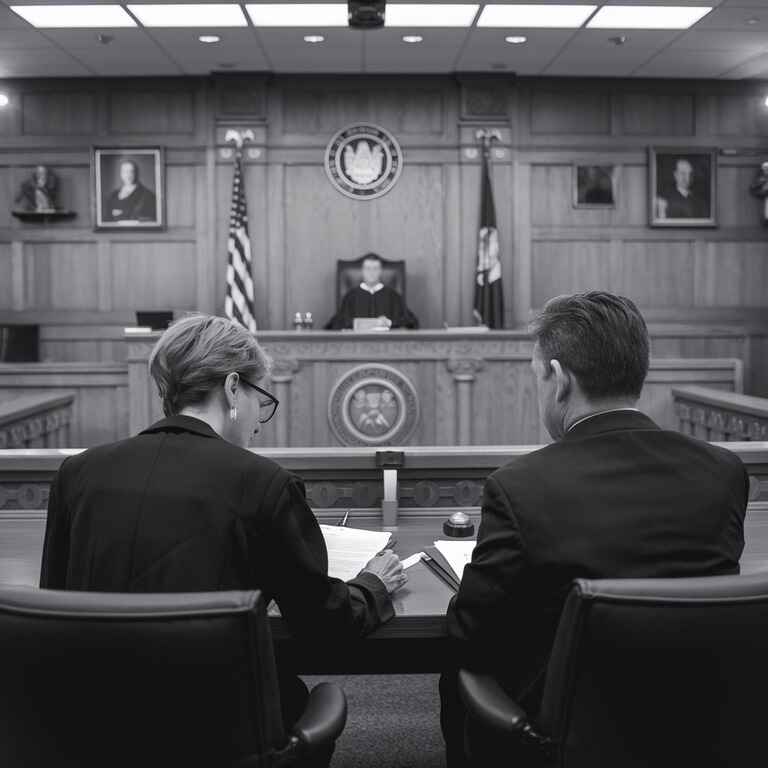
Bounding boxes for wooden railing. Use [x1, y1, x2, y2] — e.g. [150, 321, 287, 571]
[0, 394, 74, 450]
[673, 386, 768, 442]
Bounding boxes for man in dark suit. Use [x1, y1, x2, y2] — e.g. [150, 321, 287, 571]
[440, 291, 749, 767]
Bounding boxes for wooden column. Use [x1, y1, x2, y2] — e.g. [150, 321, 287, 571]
[270, 358, 299, 447]
[446, 358, 484, 446]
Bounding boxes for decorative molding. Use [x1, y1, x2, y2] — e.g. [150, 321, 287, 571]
[0, 482, 50, 511]
[446, 358, 485, 381]
[270, 357, 300, 382]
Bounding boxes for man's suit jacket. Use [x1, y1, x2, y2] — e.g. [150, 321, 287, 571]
[40, 415, 392, 642]
[447, 410, 748, 708]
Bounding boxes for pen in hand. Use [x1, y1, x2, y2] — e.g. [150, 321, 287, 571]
[337, 508, 350, 527]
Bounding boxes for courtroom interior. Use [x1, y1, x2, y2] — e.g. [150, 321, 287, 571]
[1, 1, 768, 766]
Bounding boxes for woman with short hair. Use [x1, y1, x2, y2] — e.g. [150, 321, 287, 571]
[41, 313, 405, 737]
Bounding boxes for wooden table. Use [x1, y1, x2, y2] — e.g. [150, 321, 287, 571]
[271, 517, 463, 674]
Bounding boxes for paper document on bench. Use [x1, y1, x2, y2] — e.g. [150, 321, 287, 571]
[434, 540, 476, 582]
[320, 525, 393, 582]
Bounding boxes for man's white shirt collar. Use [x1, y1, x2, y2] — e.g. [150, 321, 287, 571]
[567, 407, 641, 433]
[360, 282, 384, 295]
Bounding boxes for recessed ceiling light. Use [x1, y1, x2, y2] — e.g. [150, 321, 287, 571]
[128, 4, 247, 28]
[246, 4, 347, 27]
[10, 4, 136, 28]
[505, 35, 527, 44]
[198, 34, 220, 43]
[402, 34, 423, 43]
[747, 18, 760, 26]
[387, 4, 478, 27]
[609, 35, 628, 45]
[587, 6, 713, 30]
[304, 34, 325, 43]
[478, 4, 596, 29]
[0, 94, 8, 108]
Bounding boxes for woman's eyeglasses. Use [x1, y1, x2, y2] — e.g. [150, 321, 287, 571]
[238, 376, 279, 423]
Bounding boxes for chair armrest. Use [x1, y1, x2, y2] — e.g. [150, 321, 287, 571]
[458, 669, 530, 735]
[291, 682, 348, 751]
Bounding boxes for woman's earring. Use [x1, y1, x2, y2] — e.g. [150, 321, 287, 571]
[229, 407, 238, 422]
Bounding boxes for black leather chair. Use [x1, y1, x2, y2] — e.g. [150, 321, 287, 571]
[336, 253, 406, 308]
[459, 574, 768, 767]
[0, 587, 346, 768]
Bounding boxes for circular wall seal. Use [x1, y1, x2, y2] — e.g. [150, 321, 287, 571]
[328, 364, 420, 446]
[324, 124, 403, 200]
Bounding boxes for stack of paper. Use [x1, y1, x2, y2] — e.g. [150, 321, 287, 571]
[434, 540, 475, 582]
[320, 525, 393, 582]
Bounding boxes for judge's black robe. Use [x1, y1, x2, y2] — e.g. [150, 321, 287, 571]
[326, 285, 419, 329]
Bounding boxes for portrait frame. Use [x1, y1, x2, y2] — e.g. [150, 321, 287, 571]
[572, 163, 617, 209]
[649, 147, 717, 228]
[92, 146, 165, 231]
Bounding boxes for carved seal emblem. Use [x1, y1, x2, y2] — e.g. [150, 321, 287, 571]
[324, 124, 403, 200]
[328, 364, 419, 446]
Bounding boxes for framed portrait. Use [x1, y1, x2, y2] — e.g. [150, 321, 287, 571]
[649, 147, 717, 228]
[573, 164, 616, 208]
[92, 147, 165, 231]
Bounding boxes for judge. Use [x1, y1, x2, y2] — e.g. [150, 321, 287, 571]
[326, 253, 419, 330]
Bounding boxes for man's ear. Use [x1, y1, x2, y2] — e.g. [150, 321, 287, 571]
[550, 359, 571, 403]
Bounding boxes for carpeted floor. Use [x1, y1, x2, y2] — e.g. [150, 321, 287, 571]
[303, 675, 446, 768]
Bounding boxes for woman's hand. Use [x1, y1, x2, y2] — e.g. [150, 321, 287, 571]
[361, 549, 407, 594]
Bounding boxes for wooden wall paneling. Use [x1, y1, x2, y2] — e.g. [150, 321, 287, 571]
[10, 241, 25, 311]
[458, 155, 480, 327]
[165, 163, 197, 228]
[22, 90, 97, 136]
[695, 241, 768, 308]
[0, 244, 13, 309]
[110, 241, 198, 311]
[24, 242, 100, 310]
[108, 88, 196, 135]
[615, 240, 695, 308]
[267, 161, 287, 328]
[442, 161, 462, 327]
[368, 163, 446, 328]
[530, 88, 611, 136]
[531, 239, 614, 306]
[245, 159, 270, 329]
[718, 161, 766, 228]
[621, 91, 695, 136]
[511, 158, 532, 325]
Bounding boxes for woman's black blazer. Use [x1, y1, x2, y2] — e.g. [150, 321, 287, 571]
[40, 415, 392, 639]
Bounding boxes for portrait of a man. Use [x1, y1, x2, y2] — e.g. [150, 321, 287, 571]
[650, 148, 717, 227]
[93, 147, 164, 230]
[574, 164, 616, 208]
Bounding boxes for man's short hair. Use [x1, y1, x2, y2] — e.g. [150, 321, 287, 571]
[531, 291, 649, 400]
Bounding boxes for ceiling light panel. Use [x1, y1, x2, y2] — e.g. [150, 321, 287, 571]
[245, 4, 348, 27]
[128, 4, 248, 27]
[587, 6, 713, 30]
[10, 4, 136, 28]
[477, 4, 597, 29]
[386, 4, 479, 27]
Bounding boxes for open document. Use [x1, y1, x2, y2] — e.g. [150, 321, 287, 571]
[320, 525, 393, 582]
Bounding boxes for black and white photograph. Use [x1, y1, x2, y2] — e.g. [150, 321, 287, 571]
[573, 164, 616, 208]
[649, 147, 717, 227]
[93, 147, 164, 230]
[2, 4, 768, 768]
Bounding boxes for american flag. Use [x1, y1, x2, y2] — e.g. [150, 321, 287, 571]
[224, 152, 256, 332]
